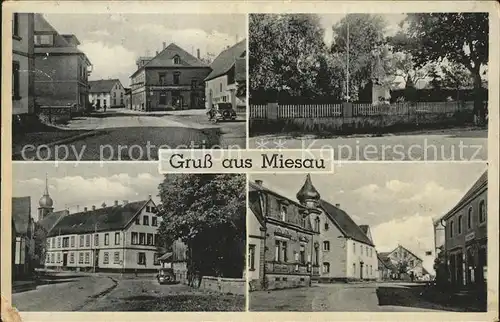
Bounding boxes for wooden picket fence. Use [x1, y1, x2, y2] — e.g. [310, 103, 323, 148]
[250, 101, 477, 119]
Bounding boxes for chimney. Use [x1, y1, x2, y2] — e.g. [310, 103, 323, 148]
[114, 200, 118, 206]
[84, 207, 88, 212]
[335, 203, 340, 208]
[92, 205, 96, 211]
[197, 48, 200, 59]
[163, 42, 166, 50]
[101, 202, 107, 208]
[148, 194, 152, 200]
[123, 200, 128, 205]
[255, 180, 263, 186]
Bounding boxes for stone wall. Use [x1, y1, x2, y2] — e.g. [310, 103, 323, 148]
[199, 276, 246, 295]
[265, 273, 310, 290]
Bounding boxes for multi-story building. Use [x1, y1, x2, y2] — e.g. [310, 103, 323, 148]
[88, 79, 126, 109]
[440, 170, 487, 289]
[205, 39, 246, 111]
[12, 13, 35, 116]
[130, 42, 210, 111]
[378, 245, 425, 279]
[248, 174, 377, 290]
[33, 14, 92, 114]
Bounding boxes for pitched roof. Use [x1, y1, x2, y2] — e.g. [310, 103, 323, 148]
[235, 57, 246, 82]
[144, 43, 208, 69]
[12, 197, 31, 235]
[319, 200, 374, 246]
[38, 210, 69, 234]
[205, 39, 246, 81]
[89, 79, 122, 93]
[385, 245, 423, 262]
[442, 170, 488, 220]
[47, 200, 150, 237]
[359, 225, 369, 234]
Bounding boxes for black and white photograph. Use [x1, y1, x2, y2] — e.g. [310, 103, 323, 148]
[11, 163, 246, 311]
[12, 13, 247, 161]
[249, 13, 488, 161]
[248, 164, 488, 312]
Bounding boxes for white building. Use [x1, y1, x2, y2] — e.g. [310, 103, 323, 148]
[88, 79, 125, 109]
[42, 198, 162, 272]
[204, 39, 246, 111]
[379, 245, 425, 279]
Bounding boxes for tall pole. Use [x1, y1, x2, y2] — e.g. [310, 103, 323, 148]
[346, 15, 350, 102]
[93, 223, 97, 273]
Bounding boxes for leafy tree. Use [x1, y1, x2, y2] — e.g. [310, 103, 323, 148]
[32, 222, 48, 268]
[402, 13, 488, 118]
[331, 14, 389, 100]
[157, 174, 246, 281]
[249, 14, 335, 99]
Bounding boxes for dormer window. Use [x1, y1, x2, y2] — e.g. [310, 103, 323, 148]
[35, 34, 54, 46]
[173, 55, 180, 64]
[280, 206, 287, 222]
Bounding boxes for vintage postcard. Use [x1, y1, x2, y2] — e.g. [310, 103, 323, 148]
[1, 1, 499, 322]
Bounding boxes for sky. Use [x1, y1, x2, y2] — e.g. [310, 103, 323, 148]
[13, 162, 163, 221]
[42, 13, 246, 87]
[251, 163, 487, 274]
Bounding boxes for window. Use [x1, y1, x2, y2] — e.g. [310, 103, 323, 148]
[135, 216, 140, 225]
[57, 253, 61, 263]
[159, 73, 167, 84]
[324, 223, 329, 230]
[103, 252, 109, 264]
[85, 252, 90, 264]
[57, 237, 61, 248]
[63, 237, 69, 248]
[467, 207, 473, 229]
[353, 242, 356, 254]
[12, 61, 20, 100]
[147, 233, 154, 246]
[51, 253, 55, 263]
[173, 72, 180, 85]
[479, 200, 486, 223]
[143, 215, 149, 226]
[79, 253, 84, 264]
[50, 238, 54, 249]
[114, 232, 120, 245]
[131, 232, 138, 245]
[35, 34, 54, 46]
[274, 240, 280, 261]
[104, 233, 109, 246]
[458, 215, 463, 234]
[449, 220, 454, 238]
[315, 217, 320, 232]
[79, 235, 84, 247]
[114, 252, 120, 264]
[137, 252, 146, 265]
[323, 241, 330, 251]
[249, 245, 256, 270]
[300, 244, 306, 264]
[152, 217, 158, 226]
[121, 92, 123, 97]
[154, 253, 160, 265]
[139, 233, 145, 245]
[70, 252, 75, 264]
[191, 79, 197, 88]
[154, 234, 159, 246]
[120, 98, 124, 105]
[323, 262, 330, 273]
[114, 92, 116, 97]
[85, 234, 90, 247]
[94, 234, 99, 247]
[280, 206, 287, 222]
[353, 263, 356, 275]
[13, 13, 19, 37]
[173, 56, 180, 64]
[219, 83, 223, 93]
[70, 236, 75, 247]
[281, 241, 288, 262]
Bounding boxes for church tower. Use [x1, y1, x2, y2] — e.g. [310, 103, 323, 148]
[38, 173, 54, 220]
[296, 173, 321, 209]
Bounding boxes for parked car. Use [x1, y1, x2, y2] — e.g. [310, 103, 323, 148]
[156, 268, 175, 285]
[207, 103, 237, 123]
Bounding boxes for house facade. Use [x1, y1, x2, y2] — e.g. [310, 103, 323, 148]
[12, 13, 35, 116]
[33, 14, 92, 114]
[40, 196, 162, 273]
[130, 43, 210, 111]
[205, 39, 246, 111]
[441, 170, 487, 289]
[248, 174, 378, 290]
[12, 197, 35, 280]
[88, 79, 125, 109]
[379, 245, 424, 280]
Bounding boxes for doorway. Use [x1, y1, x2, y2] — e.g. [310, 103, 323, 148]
[63, 253, 68, 267]
[360, 262, 364, 279]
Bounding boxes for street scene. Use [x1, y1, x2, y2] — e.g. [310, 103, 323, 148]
[248, 164, 488, 312]
[12, 13, 247, 161]
[248, 13, 488, 161]
[11, 163, 246, 311]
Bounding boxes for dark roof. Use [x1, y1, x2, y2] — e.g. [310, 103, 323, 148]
[235, 57, 246, 82]
[205, 39, 246, 81]
[385, 245, 423, 262]
[319, 200, 374, 246]
[145, 43, 207, 68]
[12, 197, 31, 235]
[378, 254, 397, 271]
[38, 210, 69, 234]
[442, 170, 488, 220]
[89, 79, 122, 93]
[47, 200, 149, 237]
[359, 225, 369, 234]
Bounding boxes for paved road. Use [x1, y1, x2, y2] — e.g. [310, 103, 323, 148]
[12, 273, 244, 312]
[250, 282, 455, 312]
[14, 109, 246, 161]
[249, 129, 487, 161]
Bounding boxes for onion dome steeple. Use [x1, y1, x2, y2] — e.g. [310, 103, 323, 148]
[38, 173, 54, 220]
[296, 174, 320, 207]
